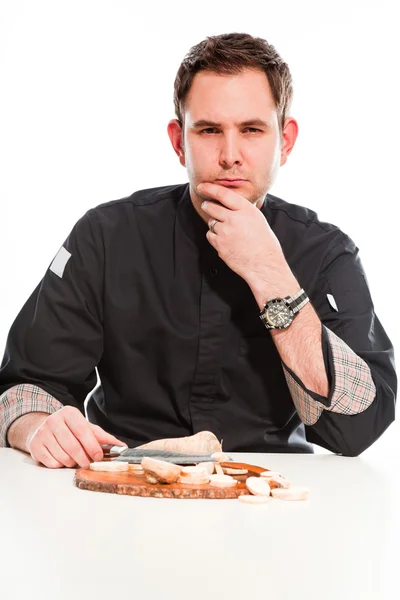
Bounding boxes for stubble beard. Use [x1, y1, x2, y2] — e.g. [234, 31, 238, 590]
[189, 166, 271, 210]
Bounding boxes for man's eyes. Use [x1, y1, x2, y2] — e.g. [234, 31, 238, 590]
[199, 128, 262, 134]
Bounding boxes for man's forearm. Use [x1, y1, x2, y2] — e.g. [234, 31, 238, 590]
[269, 302, 329, 397]
[248, 269, 329, 398]
[7, 412, 49, 453]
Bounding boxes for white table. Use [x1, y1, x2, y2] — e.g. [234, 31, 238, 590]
[1, 449, 399, 600]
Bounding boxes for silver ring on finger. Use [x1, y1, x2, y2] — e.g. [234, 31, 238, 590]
[209, 218, 218, 234]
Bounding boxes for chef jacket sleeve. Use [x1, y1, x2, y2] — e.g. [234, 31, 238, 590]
[0, 209, 104, 446]
[282, 234, 396, 456]
[0, 384, 64, 447]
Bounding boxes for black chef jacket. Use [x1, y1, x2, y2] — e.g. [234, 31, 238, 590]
[0, 183, 396, 455]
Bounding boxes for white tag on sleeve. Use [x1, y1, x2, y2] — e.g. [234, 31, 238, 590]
[50, 246, 71, 278]
[327, 293, 338, 311]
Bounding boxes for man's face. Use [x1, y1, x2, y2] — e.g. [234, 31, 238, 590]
[180, 69, 287, 208]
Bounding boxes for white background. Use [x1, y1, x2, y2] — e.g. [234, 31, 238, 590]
[0, 0, 398, 456]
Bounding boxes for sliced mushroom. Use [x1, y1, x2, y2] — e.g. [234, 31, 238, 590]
[260, 471, 290, 489]
[198, 462, 215, 475]
[246, 476, 271, 497]
[222, 467, 248, 475]
[180, 466, 208, 476]
[146, 474, 158, 485]
[128, 464, 145, 473]
[178, 466, 210, 484]
[177, 475, 210, 485]
[141, 457, 181, 484]
[208, 474, 237, 488]
[89, 461, 128, 472]
[214, 463, 224, 476]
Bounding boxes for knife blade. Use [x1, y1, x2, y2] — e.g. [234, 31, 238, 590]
[101, 445, 230, 464]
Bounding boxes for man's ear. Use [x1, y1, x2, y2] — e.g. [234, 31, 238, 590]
[280, 117, 299, 167]
[167, 119, 186, 167]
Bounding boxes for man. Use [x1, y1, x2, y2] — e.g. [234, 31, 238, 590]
[0, 33, 396, 468]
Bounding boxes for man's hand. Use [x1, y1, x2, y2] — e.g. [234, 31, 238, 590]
[198, 182, 329, 397]
[9, 406, 127, 469]
[198, 182, 299, 303]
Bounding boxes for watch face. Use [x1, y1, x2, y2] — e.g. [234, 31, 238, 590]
[266, 300, 293, 328]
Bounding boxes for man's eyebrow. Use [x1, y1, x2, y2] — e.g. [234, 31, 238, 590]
[192, 119, 270, 129]
[240, 119, 270, 128]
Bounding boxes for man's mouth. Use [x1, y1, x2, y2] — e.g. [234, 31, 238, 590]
[216, 178, 247, 187]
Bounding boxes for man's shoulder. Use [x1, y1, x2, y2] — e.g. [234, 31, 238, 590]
[266, 193, 340, 234]
[92, 183, 187, 215]
[73, 184, 188, 237]
[266, 193, 357, 260]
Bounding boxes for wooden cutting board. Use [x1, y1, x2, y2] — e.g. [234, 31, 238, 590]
[74, 462, 277, 499]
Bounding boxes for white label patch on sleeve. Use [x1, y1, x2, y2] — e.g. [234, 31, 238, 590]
[50, 246, 71, 278]
[327, 293, 338, 311]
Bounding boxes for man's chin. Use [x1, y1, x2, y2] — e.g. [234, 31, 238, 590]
[190, 179, 265, 207]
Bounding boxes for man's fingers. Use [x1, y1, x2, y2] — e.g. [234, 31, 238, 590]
[52, 422, 93, 468]
[197, 183, 244, 210]
[56, 410, 103, 466]
[206, 229, 218, 247]
[52, 408, 126, 463]
[201, 200, 229, 222]
[32, 444, 64, 469]
[28, 406, 127, 468]
[42, 434, 79, 468]
[89, 423, 128, 447]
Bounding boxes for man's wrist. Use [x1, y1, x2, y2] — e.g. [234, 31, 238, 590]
[7, 412, 49, 453]
[246, 266, 300, 311]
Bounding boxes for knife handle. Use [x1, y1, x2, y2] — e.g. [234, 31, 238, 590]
[101, 444, 127, 458]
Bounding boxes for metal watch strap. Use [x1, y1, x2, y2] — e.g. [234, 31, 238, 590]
[286, 289, 309, 314]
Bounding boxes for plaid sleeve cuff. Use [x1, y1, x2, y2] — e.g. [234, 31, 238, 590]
[283, 325, 376, 426]
[0, 384, 64, 448]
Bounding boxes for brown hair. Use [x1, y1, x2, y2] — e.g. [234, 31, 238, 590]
[173, 33, 293, 135]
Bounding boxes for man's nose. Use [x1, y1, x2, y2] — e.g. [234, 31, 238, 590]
[219, 134, 243, 168]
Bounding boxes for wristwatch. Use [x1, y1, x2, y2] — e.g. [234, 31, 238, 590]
[259, 288, 309, 330]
